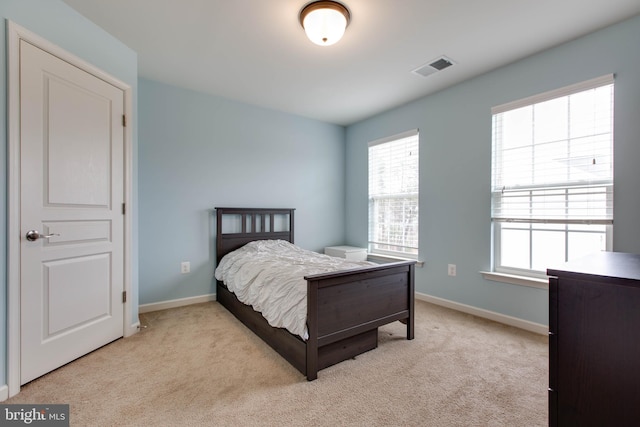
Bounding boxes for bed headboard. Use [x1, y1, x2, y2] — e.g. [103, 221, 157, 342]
[215, 207, 295, 264]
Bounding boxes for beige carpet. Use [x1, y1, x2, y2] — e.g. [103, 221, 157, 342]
[7, 300, 548, 426]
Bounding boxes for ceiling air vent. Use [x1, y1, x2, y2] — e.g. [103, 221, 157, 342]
[412, 56, 456, 78]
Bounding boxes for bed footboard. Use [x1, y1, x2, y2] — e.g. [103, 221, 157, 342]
[304, 260, 416, 380]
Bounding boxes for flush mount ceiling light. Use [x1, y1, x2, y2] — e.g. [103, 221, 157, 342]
[299, 1, 351, 46]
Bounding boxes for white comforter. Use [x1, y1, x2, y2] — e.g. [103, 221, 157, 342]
[214, 240, 373, 340]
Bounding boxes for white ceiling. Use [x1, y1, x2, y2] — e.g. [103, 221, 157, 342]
[62, 0, 640, 126]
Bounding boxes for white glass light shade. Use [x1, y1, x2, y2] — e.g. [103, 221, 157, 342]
[300, 1, 350, 46]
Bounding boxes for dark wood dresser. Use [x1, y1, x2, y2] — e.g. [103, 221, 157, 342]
[547, 251, 640, 426]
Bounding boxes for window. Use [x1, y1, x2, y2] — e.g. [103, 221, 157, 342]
[368, 129, 419, 258]
[491, 75, 614, 277]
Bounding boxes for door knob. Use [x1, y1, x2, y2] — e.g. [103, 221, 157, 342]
[25, 230, 60, 242]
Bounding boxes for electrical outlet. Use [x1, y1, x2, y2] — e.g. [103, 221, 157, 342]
[181, 261, 190, 274]
[448, 264, 456, 277]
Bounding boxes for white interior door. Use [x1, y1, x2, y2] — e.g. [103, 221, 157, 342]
[19, 39, 125, 385]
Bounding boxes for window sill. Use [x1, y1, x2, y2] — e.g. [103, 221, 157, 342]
[368, 253, 424, 268]
[480, 271, 548, 289]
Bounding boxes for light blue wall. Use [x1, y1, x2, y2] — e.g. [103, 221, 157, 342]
[138, 78, 346, 305]
[345, 14, 640, 326]
[0, 0, 138, 387]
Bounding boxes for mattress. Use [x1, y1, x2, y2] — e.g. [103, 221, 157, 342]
[214, 239, 373, 340]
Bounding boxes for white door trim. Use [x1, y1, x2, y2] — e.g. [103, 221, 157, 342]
[6, 21, 137, 398]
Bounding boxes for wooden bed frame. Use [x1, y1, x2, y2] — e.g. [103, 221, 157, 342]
[215, 207, 416, 380]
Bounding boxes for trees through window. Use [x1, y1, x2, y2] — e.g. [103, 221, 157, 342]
[368, 130, 419, 258]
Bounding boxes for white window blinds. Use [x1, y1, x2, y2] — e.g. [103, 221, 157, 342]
[491, 75, 614, 224]
[368, 130, 419, 257]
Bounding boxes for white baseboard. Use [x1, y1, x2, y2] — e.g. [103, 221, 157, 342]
[415, 292, 548, 335]
[0, 384, 8, 402]
[138, 292, 547, 335]
[125, 321, 141, 337]
[139, 293, 216, 314]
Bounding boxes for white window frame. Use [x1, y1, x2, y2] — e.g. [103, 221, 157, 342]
[493, 222, 614, 279]
[491, 75, 614, 278]
[368, 129, 419, 260]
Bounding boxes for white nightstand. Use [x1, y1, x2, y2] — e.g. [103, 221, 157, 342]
[324, 246, 368, 261]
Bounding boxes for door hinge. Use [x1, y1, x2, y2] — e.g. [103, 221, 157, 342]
[122, 291, 127, 303]
[122, 203, 126, 215]
[122, 114, 126, 127]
